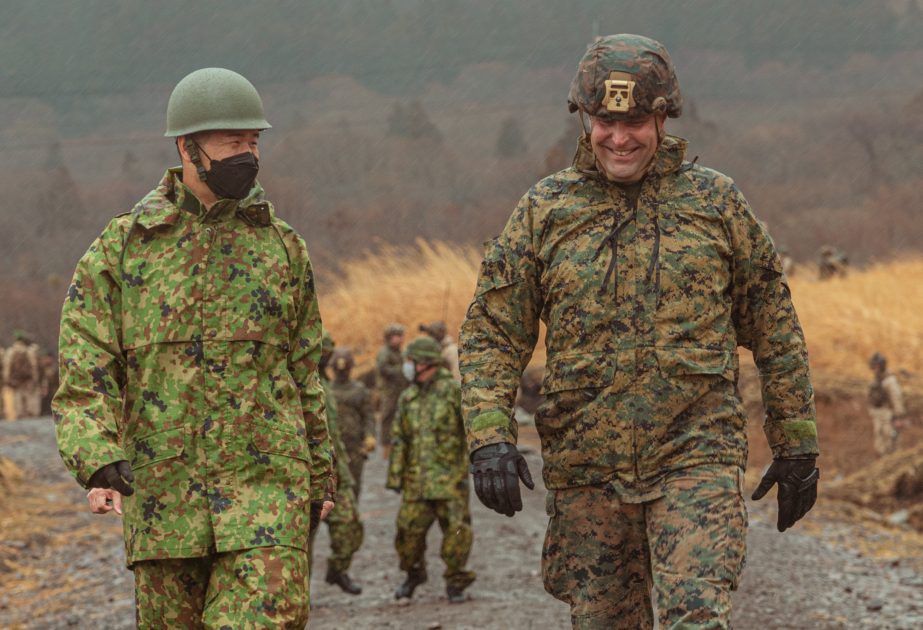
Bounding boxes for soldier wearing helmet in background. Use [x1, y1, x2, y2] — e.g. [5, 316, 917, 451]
[2, 330, 42, 419]
[420, 320, 461, 381]
[868, 352, 906, 456]
[330, 347, 377, 497]
[461, 34, 819, 628]
[311, 332, 365, 595]
[54, 68, 334, 627]
[818, 245, 848, 280]
[387, 336, 475, 604]
[377, 323, 408, 458]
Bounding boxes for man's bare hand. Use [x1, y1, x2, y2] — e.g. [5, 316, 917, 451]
[320, 500, 335, 520]
[87, 488, 123, 516]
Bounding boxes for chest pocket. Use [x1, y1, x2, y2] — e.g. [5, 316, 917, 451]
[655, 202, 732, 339]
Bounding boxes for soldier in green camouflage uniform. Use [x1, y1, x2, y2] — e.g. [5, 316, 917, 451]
[377, 323, 408, 456]
[310, 332, 365, 595]
[461, 35, 819, 629]
[331, 347, 377, 497]
[387, 336, 475, 603]
[53, 68, 334, 628]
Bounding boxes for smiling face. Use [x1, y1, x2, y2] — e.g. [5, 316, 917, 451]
[588, 113, 663, 183]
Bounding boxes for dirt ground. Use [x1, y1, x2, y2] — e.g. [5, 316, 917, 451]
[2, 405, 923, 629]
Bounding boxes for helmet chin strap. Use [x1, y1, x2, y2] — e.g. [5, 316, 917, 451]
[183, 136, 209, 183]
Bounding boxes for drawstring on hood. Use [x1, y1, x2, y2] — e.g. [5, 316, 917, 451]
[578, 135, 689, 301]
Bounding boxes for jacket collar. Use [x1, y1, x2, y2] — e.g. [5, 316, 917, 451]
[131, 168, 274, 229]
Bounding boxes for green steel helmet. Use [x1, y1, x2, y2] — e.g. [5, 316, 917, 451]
[165, 68, 272, 137]
[568, 34, 682, 121]
[404, 336, 443, 365]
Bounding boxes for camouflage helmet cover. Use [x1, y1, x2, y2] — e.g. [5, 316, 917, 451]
[568, 34, 682, 121]
[331, 347, 355, 371]
[404, 336, 443, 365]
[383, 323, 405, 340]
[165, 67, 272, 137]
[869, 352, 886, 369]
[419, 320, 448, 341]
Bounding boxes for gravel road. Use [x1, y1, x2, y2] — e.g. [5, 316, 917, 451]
[2, 417, 922, 629]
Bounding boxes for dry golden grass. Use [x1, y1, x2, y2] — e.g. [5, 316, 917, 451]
[319, 239, 483, 372]
[789, 258, 923, 393]
[320, 241, 923, 393]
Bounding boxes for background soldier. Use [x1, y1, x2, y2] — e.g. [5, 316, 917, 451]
[386, 336, 475, 604]
[461, 34, 819, 629]
[54, 68, 333, 627]
[331, 347, 377, 498]
[376, 323, 408, 458]
[311, 333, 365, 595]
[39, 350, 59, 417]
[2, 330, 41, 419]
[420, 320, 461, 381]
[818, 245, 848, 279]
[868, 352, 906, 456]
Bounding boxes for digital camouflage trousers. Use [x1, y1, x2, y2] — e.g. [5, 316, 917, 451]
[133, 545, 310, 629]
[542, 464, 747, 629]
[395, 496, 476, 591]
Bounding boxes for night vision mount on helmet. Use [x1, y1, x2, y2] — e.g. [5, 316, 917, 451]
[568, 34, 682, 122]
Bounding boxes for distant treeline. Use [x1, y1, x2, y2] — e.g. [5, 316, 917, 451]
[1, 0, 920, 104]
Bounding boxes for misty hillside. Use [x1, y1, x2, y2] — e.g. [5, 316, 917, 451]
[0, 0, 921, 348]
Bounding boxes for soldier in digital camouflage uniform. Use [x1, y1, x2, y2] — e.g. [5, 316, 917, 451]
[387, 336, 475, 603]
[310, 332, 364, 595]
[377, 323, 408, 456]
[460, 35, 820, 629]
[331, 347, 377, 497]
[53, 68, 334, 628]
[868, 352, 906, 456]
[2, 330, 42, 419]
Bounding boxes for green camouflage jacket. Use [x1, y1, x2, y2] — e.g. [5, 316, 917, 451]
[322, 376, 355, 491]
[53, 169, 333, 564]
[331, 378, 375, 459]
[386, 368, 468, 500]
[460, 136, 818, 497]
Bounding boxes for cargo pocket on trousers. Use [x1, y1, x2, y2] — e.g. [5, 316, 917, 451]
[541, 489, 572, 605]
[724, 468, 748, 590]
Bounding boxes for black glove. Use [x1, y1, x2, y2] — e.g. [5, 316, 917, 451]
[87, 460, 135, 496]
[751, 458, 819, 532]
[470, 442, 535, 517]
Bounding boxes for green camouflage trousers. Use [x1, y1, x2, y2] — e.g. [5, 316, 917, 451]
[309, 484, 363, 575]
[395, 497, 476, 591]
[542, 465, 747, 630]
[133, 546, 310, 629]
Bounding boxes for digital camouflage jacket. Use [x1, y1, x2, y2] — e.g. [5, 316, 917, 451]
[386, 368, 468, 500]
[54, 169, 333, 565]
[460, 136, 818, 498]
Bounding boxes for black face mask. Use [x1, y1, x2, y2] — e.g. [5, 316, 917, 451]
[197, 145, 259, 200]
